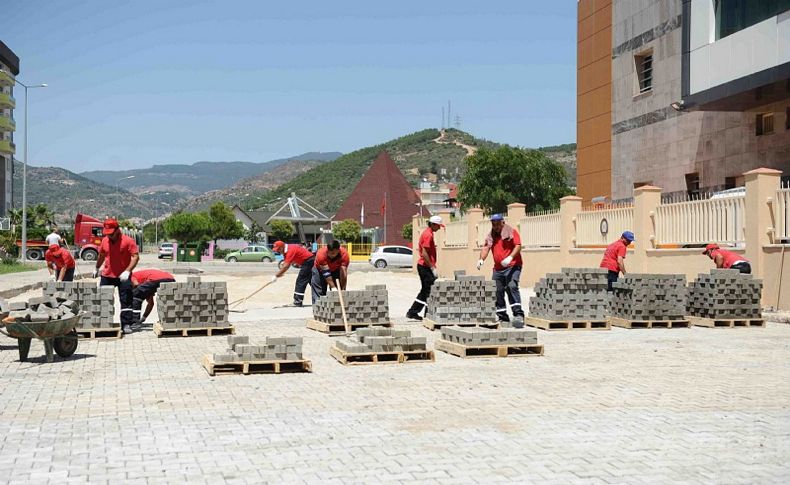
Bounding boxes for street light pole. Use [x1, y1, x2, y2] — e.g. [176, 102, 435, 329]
[14, 80, 47, 262]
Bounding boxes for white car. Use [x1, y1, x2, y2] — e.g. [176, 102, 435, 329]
[369, 245, 413, 268]
[158, 242, 174, 259]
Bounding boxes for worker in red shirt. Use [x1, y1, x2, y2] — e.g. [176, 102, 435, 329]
[272, 240, 316, 306]
[600, 231, 634, 291]
[131, 269, 176, 328]
[406, 215, 443, 321]
[310, 240, 349, 301]
[45, 244, 76, 282]
[92, 218, 140, 334]
[703, 243, 751, 273]
[477, 214, 525, 328]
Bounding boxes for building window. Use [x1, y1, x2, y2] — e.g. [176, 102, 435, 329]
[635, 52, 653, 94]
[715, 0, 790, 40]
[756, 113, 774, 136]
[685, 173, 700, 198]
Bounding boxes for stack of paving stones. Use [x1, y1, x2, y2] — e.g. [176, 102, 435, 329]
[439, 326, 538, 346]
[5, 296, 79, 323]
[334, 328, 428, 353]
[156, 276, 229, 329]
[425, 272, 497, 323]
[528, 268, 610, 320]
[687, 269, 763, 319]
[213, 335, 303, 362]
[611, 274, 687, 320]
[43, 281, 114, 329]
[312, 285, 389, 324]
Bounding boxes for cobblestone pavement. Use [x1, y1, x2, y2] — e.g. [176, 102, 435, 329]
[1, 272, 789, 483]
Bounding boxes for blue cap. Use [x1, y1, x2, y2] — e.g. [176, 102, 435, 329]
[622, 231, 635, 242]
[490, 214, 504, 221]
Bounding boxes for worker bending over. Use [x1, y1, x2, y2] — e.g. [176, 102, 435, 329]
[703, 244, 751, 274]
[406, 215, 443, 321]
[310, 240, 349, 301]
[131, 269, 176, 328]
[271, 241, 316, 306]
[93, 218, 139, 334]
[600, 231, 634, 291]
[45, 244, 76, 282]
[477, 214, 525, 328]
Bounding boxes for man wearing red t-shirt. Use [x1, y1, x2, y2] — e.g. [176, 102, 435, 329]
[406, 215, 444, 321]
[600, 231, 634, 291]
[45, 244, 76, 282]
[310, 240, 350, 301]
[272, 240, 316, 306]
[703, 243, 751, 273]
[477, 214, 525, 327]
[131, 269, 176, 328]
[92, 218, 139, 334]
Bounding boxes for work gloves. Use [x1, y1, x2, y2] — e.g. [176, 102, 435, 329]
[91, 268, 99, 278]
[120, 271, 130, 282]
[50, 274, 57, 282]
[501, 256, 513, 267]
[431, 267, 438, 278]
[271, 275, 278, 283]
[476, 259, 484, 270]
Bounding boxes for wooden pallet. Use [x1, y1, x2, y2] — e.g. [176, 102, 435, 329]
[329, 345, 435, 365]
[435, 339, 544, 358]
[525, 316, 610, 331]
[202, 354, 312, 376]
[610, 317, 691, 329]
[422, 319, 499, 331]
[153, 323, 235, 337]
[76, 327, 123, 340]
[688, 316, 765, 328]
[306, 319, 393, 336]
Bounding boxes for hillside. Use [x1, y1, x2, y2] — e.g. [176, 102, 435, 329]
[539, 143, 577, 187]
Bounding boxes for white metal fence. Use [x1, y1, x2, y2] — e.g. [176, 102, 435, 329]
[444, 221, 468, 247]
[655, 194, 746, 246]
[519, 210, 561, 247]
[774, 184, 790, 242]
[576, 206, 634, 247]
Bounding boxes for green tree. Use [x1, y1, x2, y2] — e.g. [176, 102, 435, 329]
[269, 219, 294, 241]
[401, 222, 413, 241]
[208, 201, 244, 243]
[333, 219, 362, 242]
[118, 218, 139, 230]
[246, 222, 263, 243]
[457, 146, 572, 214]
[163, 212, 211, 243]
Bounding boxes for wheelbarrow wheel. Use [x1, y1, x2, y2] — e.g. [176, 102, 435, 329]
[54, 330, 78, 358]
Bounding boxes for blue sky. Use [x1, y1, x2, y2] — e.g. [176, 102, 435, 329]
[3, 0, 577, 172]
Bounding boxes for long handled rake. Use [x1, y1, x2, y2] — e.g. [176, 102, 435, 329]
[229, 280, 275, 313]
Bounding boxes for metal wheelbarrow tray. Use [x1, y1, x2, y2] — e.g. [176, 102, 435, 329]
[0, 312, 83, 363]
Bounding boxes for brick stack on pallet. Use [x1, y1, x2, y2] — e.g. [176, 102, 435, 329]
[156, 276, 230, 334]
[687, 269, 764, 327]
[312, 284, 389, 325]
[610, 274, 689, 328]
[436, 326, 543, 358]
[527, 268, 611, 329]
[3, 296, 79, 322]
[331, 327, 433, 364]
[43, 281, 115, 330]
[203, 335, 311, 375]
[425, 272, 497, 325]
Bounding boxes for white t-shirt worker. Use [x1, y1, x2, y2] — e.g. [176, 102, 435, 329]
[45, 230, 62, 247]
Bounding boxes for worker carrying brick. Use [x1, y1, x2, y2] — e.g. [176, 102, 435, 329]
[131, 269, 176, 328]
[703, 243, 751, 273]
[477, 214, 525, 328]
[310, 240, 349, 301]
[600, 231, 634, 291]
[45, 244, 76, 282]
[406, 215, 444, 321]
[92, 218, 139, 334]
[272, 240, 316, 306]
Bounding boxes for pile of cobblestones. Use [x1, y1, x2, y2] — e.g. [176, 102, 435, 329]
[439, 326, 538, 346]
[43, 281, 115, 328]
[529, 268, 610, 320]
[3, 296, 79, 323]
[156, 277, 229, 329]
[334, 327, 427, 353]
[611, 274, 687, 320]
[213, 335, 303, 362]
[312, 285, 389, 324]
[687, 269, 763, 319]
[426, 272, 497, 323]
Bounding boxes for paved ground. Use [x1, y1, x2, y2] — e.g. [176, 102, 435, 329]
[1, 264, 789, 483]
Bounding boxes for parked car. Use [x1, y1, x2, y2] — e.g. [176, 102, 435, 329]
[369, 245, 413, 268]
[158, 242, 174, 259]
[224, 245, 276, 263]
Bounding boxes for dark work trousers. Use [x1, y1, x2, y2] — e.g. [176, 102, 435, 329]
[100, 275, 134, 327]
[493, 265, 524, 322]
[132, 278, 176, 323]
[730, 262, 751, 274]
[311, 266, 341, 302]
[607, 270, 619, 291]
[293, 256, 315, 306]
[60, 268, 75, 282]
[407, 264, 437, 316]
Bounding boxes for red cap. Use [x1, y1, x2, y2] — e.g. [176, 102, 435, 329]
[103, 218, 119, 235]
[48, 244, 60, 252]
[273, 241, 285, 253]
[703, 243, 719, 254]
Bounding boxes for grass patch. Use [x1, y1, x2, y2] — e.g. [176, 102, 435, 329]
[0, 262, 39, 275]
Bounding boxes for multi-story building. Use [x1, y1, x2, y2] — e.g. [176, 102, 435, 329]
[418, 181, 451, 215]
[577, 0, 790, 202]
[0, 41, 18, 217]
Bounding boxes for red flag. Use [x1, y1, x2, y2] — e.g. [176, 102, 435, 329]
[380, 195, 386, 216]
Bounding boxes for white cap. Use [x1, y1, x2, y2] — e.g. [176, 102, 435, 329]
[428, 215, 443, 225]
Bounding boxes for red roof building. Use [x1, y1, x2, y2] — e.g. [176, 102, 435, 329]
[333, 151, 429, 245]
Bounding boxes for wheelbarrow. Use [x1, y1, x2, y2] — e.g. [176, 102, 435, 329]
[0, 312, 83, 363]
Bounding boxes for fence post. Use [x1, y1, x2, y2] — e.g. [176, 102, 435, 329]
[559, 196, 582, 265]
[506, 203, 527, 221]
[631, 185, 662, 273]
[466, 208, 485, 271]
[744, 168, 781, 278]
[411, 214, 422, 272]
